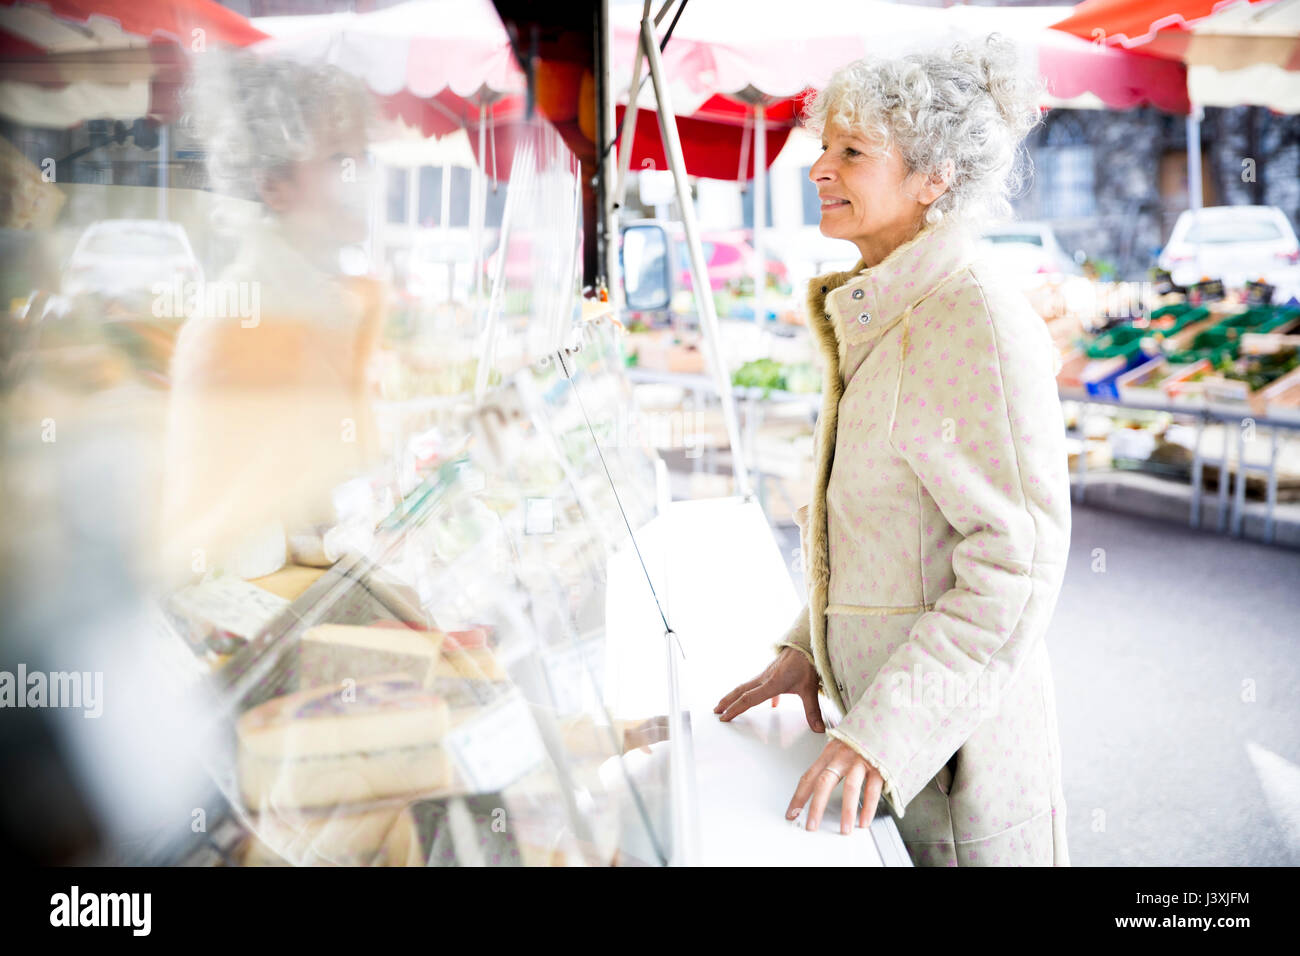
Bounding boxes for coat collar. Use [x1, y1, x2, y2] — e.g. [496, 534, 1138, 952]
[805, 220, 980, 377]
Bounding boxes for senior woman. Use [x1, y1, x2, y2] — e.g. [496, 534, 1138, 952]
[714, 34, 1072, 867]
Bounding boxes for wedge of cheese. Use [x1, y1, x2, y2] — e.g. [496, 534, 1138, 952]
[297, 623, 445, 690]
[362, 621, 506, 682]
[237, 675, 453, 811]
[248, 565, 328, 602]
[241, 805, 422, 867]
[435, 645, 507, 681]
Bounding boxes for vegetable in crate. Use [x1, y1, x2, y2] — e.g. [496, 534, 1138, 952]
[1220, 346, 1299, 392]
[783, 362, 821, 394]
[731, 358, 786, 395]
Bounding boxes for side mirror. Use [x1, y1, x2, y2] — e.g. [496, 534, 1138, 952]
[621, 222, 672, 312]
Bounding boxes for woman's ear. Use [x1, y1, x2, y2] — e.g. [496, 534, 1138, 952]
[918, 158, 955, 204]
[258, 167, 298, 214]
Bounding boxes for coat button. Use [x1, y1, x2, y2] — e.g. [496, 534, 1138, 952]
[851, 289, 864, 300]
[857, 311, 872, 325]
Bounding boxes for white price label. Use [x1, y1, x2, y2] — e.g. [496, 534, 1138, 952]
[541, 637, 605, 714]
[524, 497, 555, 535]
[169, 577, 289, 639]
[445, 693, 546, 793]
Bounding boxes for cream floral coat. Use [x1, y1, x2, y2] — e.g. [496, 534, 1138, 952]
[775, 218, 1072, 866]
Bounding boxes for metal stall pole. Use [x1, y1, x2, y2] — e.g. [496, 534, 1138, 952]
[611, 1, 676, 217]
[474, 138, 523, 404]
[1186, 104, 1204, 211]
[473, 102, 488, 310]
[598, 0, 620, 298]
[613, 1, 649, 219]
[639, 13, 753, 499]
[752, 100, 766, 326]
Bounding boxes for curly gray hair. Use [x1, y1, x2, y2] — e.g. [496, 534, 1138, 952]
[181, 49, 375, 202]
[803, 33, 1045, 228]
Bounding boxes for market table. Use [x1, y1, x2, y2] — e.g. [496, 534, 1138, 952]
[1059, 386, 1300, 541]
[626, 365, 821, 515]
[627, 367, 1300, 543]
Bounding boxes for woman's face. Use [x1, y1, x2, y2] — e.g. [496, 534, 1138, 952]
[809, 121, 930, 261]
[261, 122, 372, 248]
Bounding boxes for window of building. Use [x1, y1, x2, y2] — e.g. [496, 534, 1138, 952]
[448, 165, 471, 228]
[418, 165, 442, 226]
[1036, 115, 1096, 220]
[386, 167, 407, 224]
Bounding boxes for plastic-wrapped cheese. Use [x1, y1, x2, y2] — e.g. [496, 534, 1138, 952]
[242, 805, 421, 866]
[237, 675, 453, 811]
[297, 623, 444, 690]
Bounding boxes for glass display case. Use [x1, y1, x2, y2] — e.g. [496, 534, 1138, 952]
[0, 23, 685, 861]
[153, 303, 681, 866]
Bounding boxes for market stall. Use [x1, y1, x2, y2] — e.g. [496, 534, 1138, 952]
[1052, 281, 1300, 542]
[0, 0, 923, 866]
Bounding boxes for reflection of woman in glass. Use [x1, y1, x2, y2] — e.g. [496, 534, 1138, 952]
[162, 52, 385, 581]
[716, 36, 1072, 867]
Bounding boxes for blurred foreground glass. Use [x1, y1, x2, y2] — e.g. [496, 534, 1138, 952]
[0, 31, 678, 866]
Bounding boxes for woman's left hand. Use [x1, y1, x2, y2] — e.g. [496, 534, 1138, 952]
[787, 738, 884, 834]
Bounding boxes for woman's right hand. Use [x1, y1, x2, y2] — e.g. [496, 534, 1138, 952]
[713, 648, 825, 732]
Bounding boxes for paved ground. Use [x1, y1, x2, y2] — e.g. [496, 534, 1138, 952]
[762, 502, 1300, 866]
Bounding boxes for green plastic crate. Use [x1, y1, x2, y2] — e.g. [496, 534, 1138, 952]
[1085, 324, 1146, 360]
[1166, 344, 1236, 366]
[1145, 305, 1209, 336]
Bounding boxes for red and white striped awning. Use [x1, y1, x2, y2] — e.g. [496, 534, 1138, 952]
[609, 1, 1193, 114]
[0, 0, 267, 126]
[1051, 0, 1300, 111]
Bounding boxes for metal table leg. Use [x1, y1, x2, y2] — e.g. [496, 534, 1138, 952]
[1216, 421, 1231, 533]
[1265, 427, 1280, 544]
[1073, 401, 1088, 504]
[1189, 414, 1205, 528]
[1231, 420, 1247, 537]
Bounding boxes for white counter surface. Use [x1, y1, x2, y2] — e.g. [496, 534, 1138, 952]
[606, 495, 912, 866]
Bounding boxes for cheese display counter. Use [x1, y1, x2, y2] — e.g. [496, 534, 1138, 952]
[155, 317, 688, 866]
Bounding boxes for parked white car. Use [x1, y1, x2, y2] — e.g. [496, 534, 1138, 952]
[1158, 205, 1300, 294]
[62, 220, 202, 310]
[977, 221, 1083, 282]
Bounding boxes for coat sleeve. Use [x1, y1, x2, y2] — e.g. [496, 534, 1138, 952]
[825, 277, 1070, 819]
[771, 503, 816, 668]
[773, 603, 815, 668]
